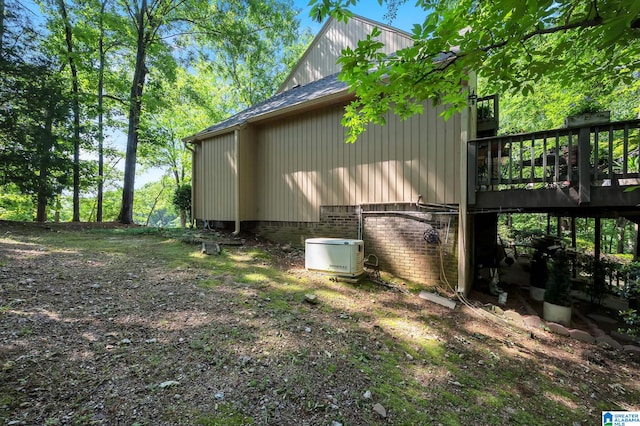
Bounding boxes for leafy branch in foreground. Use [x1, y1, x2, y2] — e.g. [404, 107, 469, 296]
[310, 0, 640, 143]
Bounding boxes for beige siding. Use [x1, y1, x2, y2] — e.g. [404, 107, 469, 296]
[279, 16, 414, 92]
[252, 103, 461, 222]
[193, 133, 236, 221]
[238, 127, 258, 220]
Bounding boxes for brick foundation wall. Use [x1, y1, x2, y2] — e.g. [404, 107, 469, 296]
[212, 203, 459, 287]
[361, 204, 458, 287]
[245, 206, 359, 246]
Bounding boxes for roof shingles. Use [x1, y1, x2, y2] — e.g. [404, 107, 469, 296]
[187, 73, 348, 141]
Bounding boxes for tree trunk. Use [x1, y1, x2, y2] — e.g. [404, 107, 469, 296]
[635, 222, 639, 261]
[616, 217, 626, 254]
[145, 180, 165, 226]
[172, 167, 187, 228]
[119, 0, 148, 224]
[36, 103, 56, 222]
[57, 0, 81, 222]
[96, 0, 107, 222]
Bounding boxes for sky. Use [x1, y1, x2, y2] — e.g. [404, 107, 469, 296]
[292, 0, 425, 34]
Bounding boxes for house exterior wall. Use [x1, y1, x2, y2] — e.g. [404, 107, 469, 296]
[248, 102, 461, 223]
[278, 17, 414, 93]
[193, 132, 236, 221]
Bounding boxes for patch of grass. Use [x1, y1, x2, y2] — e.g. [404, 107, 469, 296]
[198, 278, 222, 289]
[236, 271, 269, 284]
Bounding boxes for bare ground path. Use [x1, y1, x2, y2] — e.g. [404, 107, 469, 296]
[0, 221, 638, 425]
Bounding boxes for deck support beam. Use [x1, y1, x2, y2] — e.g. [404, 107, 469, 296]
[578, 128, 591, 205]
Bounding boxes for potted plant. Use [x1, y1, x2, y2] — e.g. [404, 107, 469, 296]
[543, 249, 572, 326]
[563, 96, 610, 128]
[528, 236, 556, 301]
[529, 249, 548, 301]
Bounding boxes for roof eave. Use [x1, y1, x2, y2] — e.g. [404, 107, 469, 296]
[183, 88, 353, 143]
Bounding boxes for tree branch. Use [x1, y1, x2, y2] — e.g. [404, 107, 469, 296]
[483, 16, 604, 53]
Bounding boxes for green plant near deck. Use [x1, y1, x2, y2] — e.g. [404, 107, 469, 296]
[544, 250, 572, 307]
[619, 309, 639, 337]
[567, 96, 604, 116]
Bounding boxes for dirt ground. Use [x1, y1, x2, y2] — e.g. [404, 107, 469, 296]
[1, 221, 639, 425]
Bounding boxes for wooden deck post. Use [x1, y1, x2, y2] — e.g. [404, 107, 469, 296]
[467, 142, 477, 206]
[571, 217, 577, 278]
[594, 217, 601, 265]
[578, 127, 591, 204]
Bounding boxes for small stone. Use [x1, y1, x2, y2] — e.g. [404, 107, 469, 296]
[159, 381, 180, 389]
[504, 310, 523, 323]
[488, 305, 504, 316]
[120, 338, 131, 344]
[405, 353, 414, 361]
[363, 390, 372, 399]
[145, 338, 157, 344]
[478, 360, 485, 366]
[373, 403, 387, 418]
[304, 294, 319, 304]
[304, 327, 312, 333]
[623, 345, 640, 355]
[569, 329, 595, 344]
[523, 315, 544, 328]
[332, 422, 343, 426]
[611, 330, 638, 344]
[546, 322, 570, 336]
[596, 335, 623, 351]
[214, 392, 225, 400]
[174, 394, 181, 400]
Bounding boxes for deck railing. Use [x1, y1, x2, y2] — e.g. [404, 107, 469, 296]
[468, 119, 640, 205]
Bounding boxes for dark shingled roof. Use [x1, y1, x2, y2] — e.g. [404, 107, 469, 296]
[187, 73, 349, 140]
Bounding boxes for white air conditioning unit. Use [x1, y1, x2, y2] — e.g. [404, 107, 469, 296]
[305, 238, 364, 278]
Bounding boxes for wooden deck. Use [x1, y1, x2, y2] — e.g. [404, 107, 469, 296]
[467, 119, 640, 219]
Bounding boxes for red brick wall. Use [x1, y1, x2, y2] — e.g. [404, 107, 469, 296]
[239, 203, 458, 287]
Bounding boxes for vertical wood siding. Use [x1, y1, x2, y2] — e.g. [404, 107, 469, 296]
[279, 17, 414, 92]
[252, 103, 461, 222]
[194, 133, 236, 221]
[238, 128, 258, 220]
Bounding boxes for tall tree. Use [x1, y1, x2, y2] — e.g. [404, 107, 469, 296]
[310, 0, 640, 142]
[0, 60, 73, 221]
[56, 0, 82, 221]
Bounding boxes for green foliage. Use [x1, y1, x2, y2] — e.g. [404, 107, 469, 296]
[567, 95, 604, 116]
[0, 185, 35, 220]
[484, 74, 639, 134]
[133, 179, 178, 227]
[0, 56, 75, 220]
[310, 0, 640, 141]
[544, 250, 572, 307]
[172, 184, 191, 213]
[619, 309, 639, 337]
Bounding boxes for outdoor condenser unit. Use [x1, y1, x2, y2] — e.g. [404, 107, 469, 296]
[305, 238, 364, 278]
